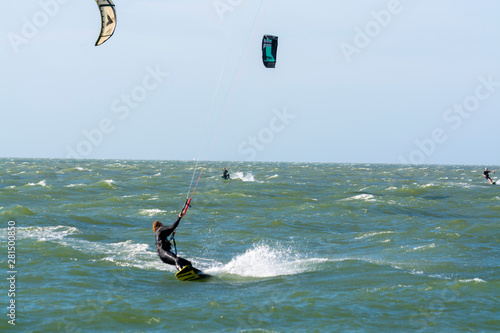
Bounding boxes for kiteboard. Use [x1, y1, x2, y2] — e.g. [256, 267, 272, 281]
[175, 265, 211, 281]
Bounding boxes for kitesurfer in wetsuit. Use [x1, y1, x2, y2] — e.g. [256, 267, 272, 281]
[153, 212, 192, 271]
[483, 168, 496, 184]
[222, 168, 230, 180]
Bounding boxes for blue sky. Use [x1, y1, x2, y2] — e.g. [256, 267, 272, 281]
[2, 0, 500, 165]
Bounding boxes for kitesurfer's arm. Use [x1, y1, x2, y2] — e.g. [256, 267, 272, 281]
[171, 212, 185, 230]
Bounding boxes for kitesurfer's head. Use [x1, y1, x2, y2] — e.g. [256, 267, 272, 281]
[152, 221, 163, 233]
[485, 168, 488, 171]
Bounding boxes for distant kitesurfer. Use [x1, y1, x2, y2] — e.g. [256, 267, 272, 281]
[153, 212, 192, 271]
[222, 168, 230, 180]
[483, 168, 496, 184]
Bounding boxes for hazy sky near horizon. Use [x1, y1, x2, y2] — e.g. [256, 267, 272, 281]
[2, 0, 500, 165]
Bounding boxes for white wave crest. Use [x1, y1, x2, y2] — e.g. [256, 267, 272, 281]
[343, 194, 376, 202]
[65, 184, 86, 188]
[27, 180, 46, 186]
[18, 225, 80, 241]
[355, 231, 395, 240]
[459, 278, 486, 283]
[16, 226, 170, 272]
[139, 209, 166, 216]
[232, 172, 255, 182]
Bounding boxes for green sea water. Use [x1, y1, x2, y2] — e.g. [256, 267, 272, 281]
[1, 158, 499, 332]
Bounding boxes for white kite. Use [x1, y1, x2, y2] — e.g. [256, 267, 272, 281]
[95, 0, 116, 46]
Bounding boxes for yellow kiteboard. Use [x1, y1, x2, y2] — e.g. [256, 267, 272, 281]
[175, 265, 211, 281]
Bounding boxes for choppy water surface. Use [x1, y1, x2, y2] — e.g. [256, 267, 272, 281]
[1, 159, 499, 332]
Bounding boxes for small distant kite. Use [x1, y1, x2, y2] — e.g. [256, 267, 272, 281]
[262, 35, 278, 68]
[95, 0, 117, 46]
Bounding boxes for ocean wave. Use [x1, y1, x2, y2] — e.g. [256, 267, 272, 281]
[0, 205, 36, 217]
[100, 240, 169, 271]
[68, 166, 92, 172]
[232, 172, 255, 182]
[399, 243, 436, 252]
[139, 209, 166, 216]
[411, 243, 436, 251]
[343, 194, 376, 202]
[27, 180, 47, 187]
[459, 278, 486, 283]
[13, 225, 167, 271]
[89, 179, 117, 189]
[355, 231, 395, 240]
[17, 225, 80, 241]
[65, 184, 86, 188]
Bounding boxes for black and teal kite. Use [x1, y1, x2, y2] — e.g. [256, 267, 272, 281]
[262, 35, 278, 68]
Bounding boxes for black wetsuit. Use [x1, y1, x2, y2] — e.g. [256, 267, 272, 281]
[155, 216, 192, 270]
[483, 170, 492, 180]
[222, 170, 230, 180]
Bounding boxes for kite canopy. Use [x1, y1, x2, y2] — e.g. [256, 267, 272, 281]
[95, 0, 117, 46]
[262, 35, 278, 68]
